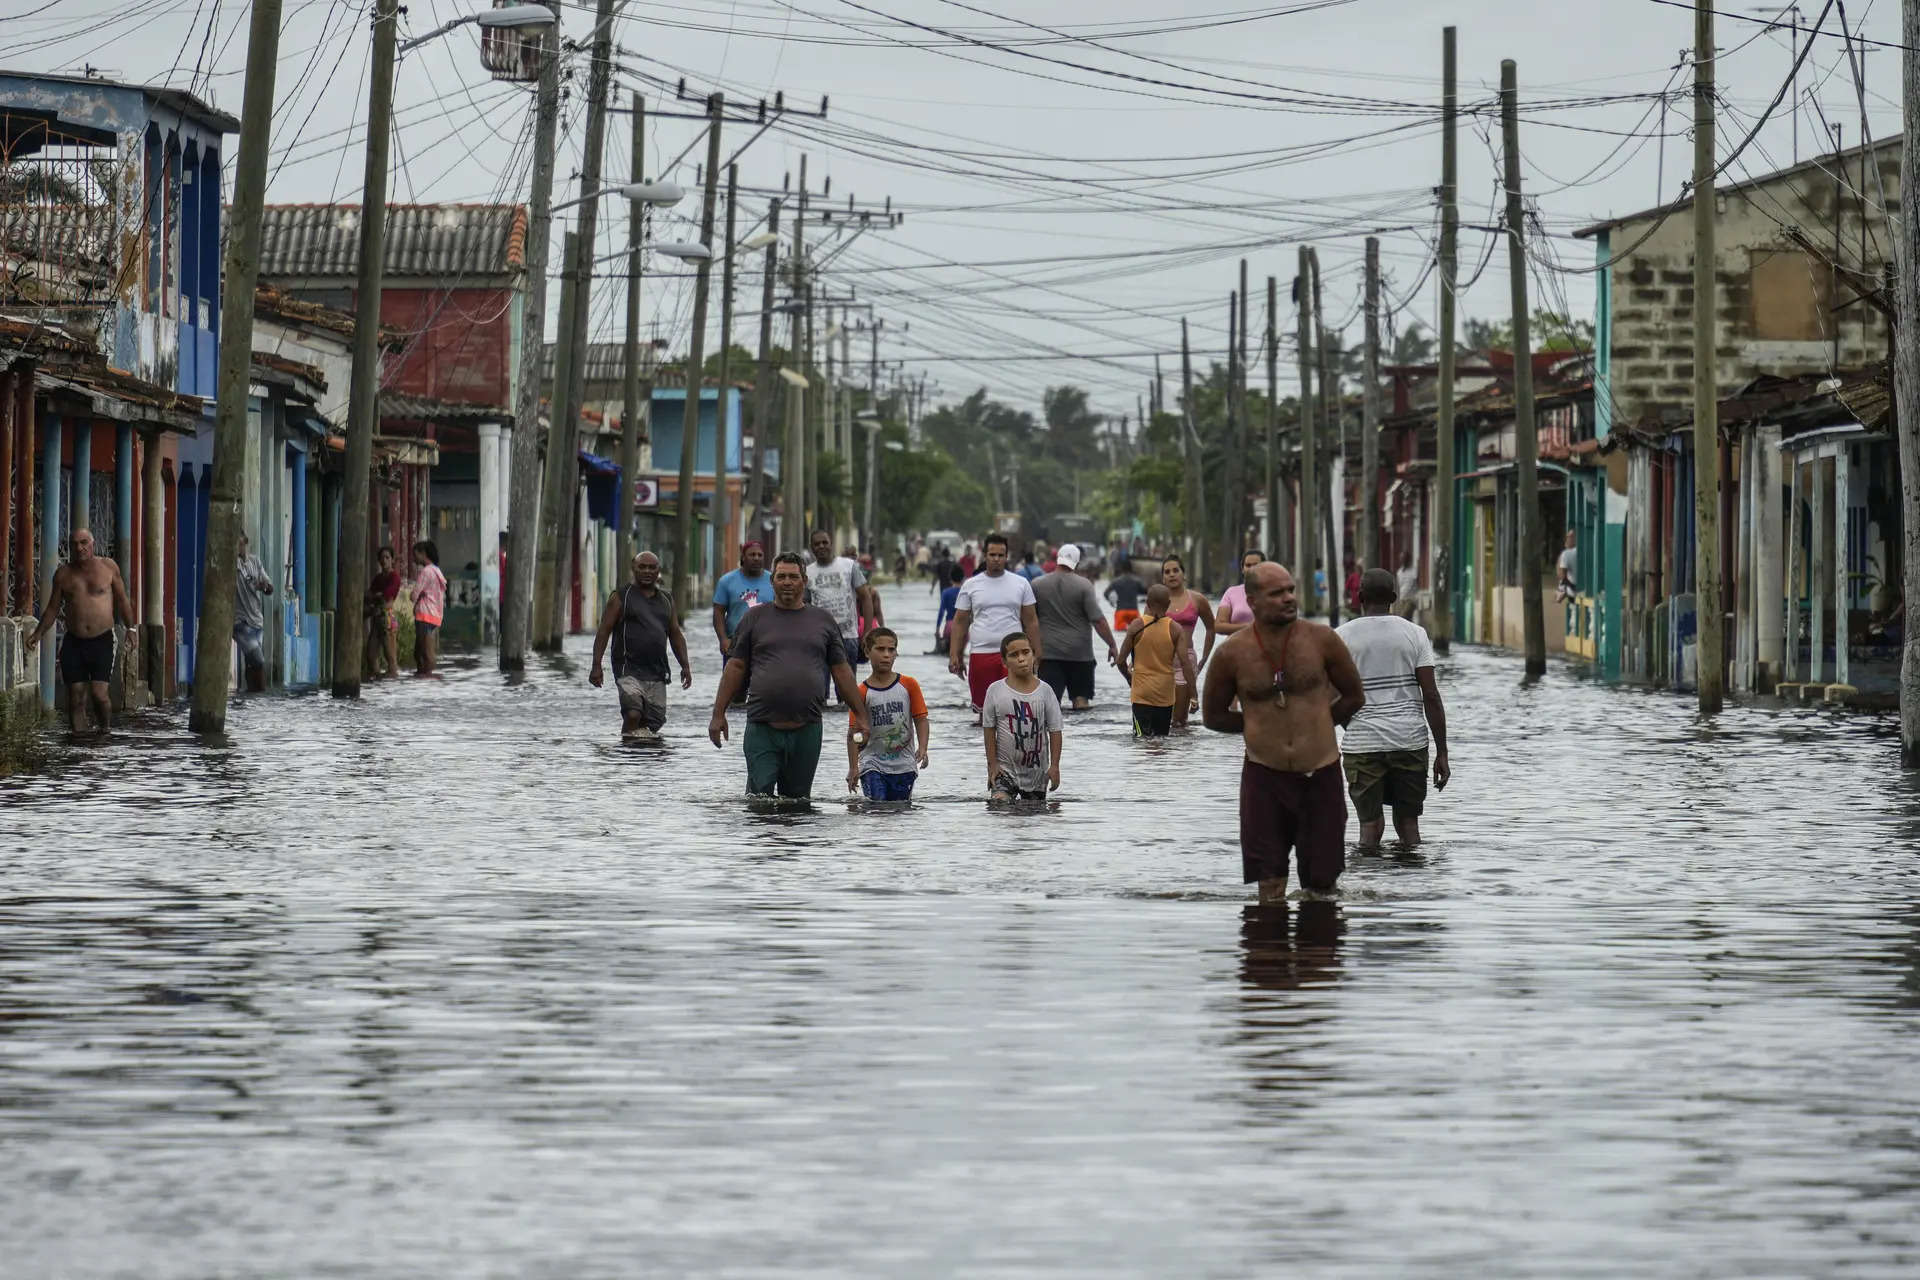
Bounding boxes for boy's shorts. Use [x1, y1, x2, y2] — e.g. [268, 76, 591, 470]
[859, 770, 917, 801]
[1343, 748, 1428, 823]
[990, 771, 1048, 802]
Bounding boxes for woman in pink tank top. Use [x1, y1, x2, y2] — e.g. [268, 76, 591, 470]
[1215, 549, 1264, 636]
[1159, 555, 1216, 727]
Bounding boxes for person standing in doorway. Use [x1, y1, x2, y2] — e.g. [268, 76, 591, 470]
[233, 531, 275, 693]
[948, 532, 1041, 725]
[845, 627, 929, 801]
[1160, 555, 1216, 728]
[710, 551, 869, 799]
[805, 529, 874, 682]
[1031, 542, 1118, 710]
[411, 540, 447, 676]
[1396, 552, 1420, 620]
[1116, 583, 1195, 738]
[590, 550, 693, 742]
[1202, 563, 1365, 902]
[1337, 568, 1449, 848]
[1104, 556, 1147, 634]
[981, 631, 1063, 803]
[1556, 529, 1578, 604]
[366, 546, 402, 679]
[1214, 549, 1265, 638]
[24, 528, 139, 736]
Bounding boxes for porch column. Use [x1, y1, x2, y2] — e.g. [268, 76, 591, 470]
[1754, 429, 1783, 690]
[142, 433, 165, 701]
[1833, 448, 1850, 689]
[0, 371, 11, 615]
[14, 369, 34, 614]
[39, 414, 62, 709]
[290, 445, 309, 603]
[1734, 436, 1753, 692]
[478, 420, 502, 642]
[71, 419, 92, 541]
[1809, 456, 1828, 685]
[115, 424, 134, 586]
[1783, 456, 1801, 682]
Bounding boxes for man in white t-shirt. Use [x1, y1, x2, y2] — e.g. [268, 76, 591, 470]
[1335, 568, 1450, 848]
[947, 531, 1041, 724]
[805, 528, 874, 671]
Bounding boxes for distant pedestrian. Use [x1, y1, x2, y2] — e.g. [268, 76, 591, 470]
[1214, 548, 1265, 638]
[981, 631, 1063, 803]
[1344, 561, 1363, 615]
[365, 546, 401, 679]
[805, 529, 875, 683]
[1031, 542, 1118, 710]
[1160, 555, 1215, 728]
[411, 540, 447, 676]
[958, 543, 977, 579]
[948, 532, 1041, 724]
[713, 541, 772, 708]
[1201, 562, 1365, 902]
[233, 531, 275, 692]
[1396, 552, 1420, 620]
[934, 562, 962, 653]
[590, 550, 693, 742]
[710, 551, 869, 799]
[930, 545, 953, 595]
[1337, 568, 1449, 847]
[1104, 557, 1147, 632]
[1556, 529, 1578, 604]
[1116, 583, 1195, 738]
[845, 627, 929, 801]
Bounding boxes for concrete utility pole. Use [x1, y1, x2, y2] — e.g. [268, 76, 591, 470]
[673, 94, 725, 608]
[532, 230, 577, 648]
[1180, 317, 1208, 585]
[1295, 249, 1318, 616]
[501, 1, 563, 672]
[1501, 59, 1547, 677]
[1693, 0, 1725, 711]
[1222, 286, 1239, 580]
[743, 197, 779, 534]
[1897, 0, 1920, 763]
[540, 0, 619, 649]
[1362, 236, 1383, 572]
[1434, 24, 1459, 652]
[617, 93, 645, 577]
[1267, 275, 1282, 563]
[795, 156, 812, 541]
[1239, 258, 1250, 565]
[866, 317, 881, 544]
[712, 161, 738, 582]
[329, 0, 396, 701]
[1312, 247, 1340, 627]
[188, 0, 284, 734]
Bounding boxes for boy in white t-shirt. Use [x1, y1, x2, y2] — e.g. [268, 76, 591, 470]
[1334, 568, 1450, 848]
[980, 631, 1063, 803]
[946, 532, 1040, 725]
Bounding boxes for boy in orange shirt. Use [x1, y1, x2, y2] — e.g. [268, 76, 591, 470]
[846, 627, 930, 800]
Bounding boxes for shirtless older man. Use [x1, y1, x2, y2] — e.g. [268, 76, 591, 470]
[25, 528, 140, 734]
[1202, 562, 1364, 901]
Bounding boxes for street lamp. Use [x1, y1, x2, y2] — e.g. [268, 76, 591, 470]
[738, 231, 780, 253]
[552, 180, 685, 214]
[654, 241, 712, 262]
[400, 3, 555, 54]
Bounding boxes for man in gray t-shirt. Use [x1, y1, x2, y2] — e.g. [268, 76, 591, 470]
[1029, 544, 1117, 710]
[233, 532, 274, 690]
[710, 553, 869, 798]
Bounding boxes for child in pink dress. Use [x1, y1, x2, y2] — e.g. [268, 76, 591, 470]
[412, 540, 448, 676]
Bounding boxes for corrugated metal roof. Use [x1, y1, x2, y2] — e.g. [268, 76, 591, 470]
[257, 203, 527, 279]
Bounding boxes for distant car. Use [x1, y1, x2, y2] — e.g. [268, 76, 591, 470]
[924, 529, 962, 553]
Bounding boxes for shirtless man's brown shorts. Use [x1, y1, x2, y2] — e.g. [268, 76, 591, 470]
[1238, 758, 1347, 893]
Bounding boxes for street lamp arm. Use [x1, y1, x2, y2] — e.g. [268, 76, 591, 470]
[399, 4, 555, 54]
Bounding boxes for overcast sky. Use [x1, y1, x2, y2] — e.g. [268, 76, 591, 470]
[12, 0, 1907, 421]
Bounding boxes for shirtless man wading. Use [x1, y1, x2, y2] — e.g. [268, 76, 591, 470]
[25, 528, 140, 735]
[1202, 562, 1364, 902]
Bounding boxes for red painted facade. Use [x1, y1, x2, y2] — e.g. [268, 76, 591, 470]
[355, 285, 516, 407]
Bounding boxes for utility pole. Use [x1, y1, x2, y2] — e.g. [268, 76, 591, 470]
[1434, 24, 1459, 652]
[1312, 247, 1340, 627]
[540, 0, 619, 648]
[866, 317, 881, 545]
[1895, 0, 1920, 760]
[1295, 249, 1318, 616]
[1180, 317, 1208, 584]
[1502, 59, 1547, 676]
[712, 161, 738, 582]
[532, 231, 577, 649]
[328, 0, 396, 700]
[1238, 258, 1250, 565]
[1222, 287, 1238, 581]
[617, 93, 645, 577]
[743, 197, 780, 536]
[501, 0, 562, 672]
[1361, 235, 1382, 571]
[839, 305, 854, 541]
[673, 94, 725, 608]
[1693, 2, 1725, 711]
[1267, 274, 1281, 563]
[795, 156, 812, 540]
[188, 0, 283, 733]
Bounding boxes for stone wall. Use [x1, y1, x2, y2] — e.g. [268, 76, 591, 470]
[1605, 140, 1898, 430]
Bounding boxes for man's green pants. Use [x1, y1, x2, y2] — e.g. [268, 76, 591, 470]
[744, 721, 824, 798]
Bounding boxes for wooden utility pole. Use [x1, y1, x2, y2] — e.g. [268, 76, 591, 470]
[1236, 257, 1250, 565]
[1434, 24, 1459, 652]
[1362, 235, 1382, 571]
[539, 0, 619, 648]
[328, 0, 396, 699]
[1693, 0, 1725, 710]
[532, 231, 577, 649]
[1222, 287, 1239, 581]
[1295, 248, 1318, 615]
[617, 93, 645, 577]
[795, 156, 813, 542]
[1896, 0, 1920, 762]
[1501, 59, 1547, 676]
[501, 1, 563, 671]
[744, 197, 780, 536]
[1312, 248, 1340, 627]
[673, 94, 725, 607]
[1267, 274, 1282, 562]
[712, 161, 739, 585]
[866, 317, 882, 544]
[189, 0, 284, 733]
[1180, 317, 1208, 584]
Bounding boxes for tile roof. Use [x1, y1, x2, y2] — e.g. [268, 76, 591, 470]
[256, 204, 527, 279]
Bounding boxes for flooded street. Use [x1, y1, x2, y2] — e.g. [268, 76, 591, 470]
[5, 580, 1920, 1277]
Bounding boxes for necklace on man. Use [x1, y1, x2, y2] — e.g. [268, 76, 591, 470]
[1252, 622, 1293, 708]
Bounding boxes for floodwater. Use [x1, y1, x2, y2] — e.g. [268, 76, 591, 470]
[4, 581, 1919, 1278]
